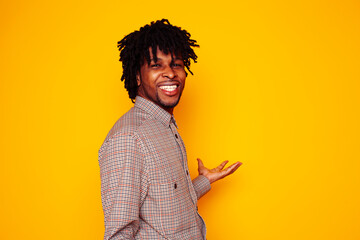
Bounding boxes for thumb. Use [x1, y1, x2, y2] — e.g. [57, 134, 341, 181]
[197, 158, 204, 169]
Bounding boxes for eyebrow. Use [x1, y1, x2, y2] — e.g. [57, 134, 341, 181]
[150, 57, 183, 62]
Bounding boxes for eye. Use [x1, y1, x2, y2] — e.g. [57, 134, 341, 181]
[151, 63, 161, 68]
[172, 62, 184, 68]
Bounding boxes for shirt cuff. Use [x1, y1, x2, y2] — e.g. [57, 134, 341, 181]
[192, 175, 211, 199]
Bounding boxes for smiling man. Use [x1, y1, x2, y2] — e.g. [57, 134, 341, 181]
[136, 47, 185, 113]
[98, 19, 242, 240]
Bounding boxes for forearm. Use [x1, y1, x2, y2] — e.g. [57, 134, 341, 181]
[192, 175, 211, 199]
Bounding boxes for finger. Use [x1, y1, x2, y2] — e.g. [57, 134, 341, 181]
[223, 162, 242, 176]
[197, 158, 205, 169]
[227, 162, 242, 174]
[215, 160, 229, 171]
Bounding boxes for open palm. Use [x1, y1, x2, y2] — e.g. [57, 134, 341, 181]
[197, 158, 242, 184]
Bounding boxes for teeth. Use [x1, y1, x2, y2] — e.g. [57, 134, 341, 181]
[159, 85, 177, 91]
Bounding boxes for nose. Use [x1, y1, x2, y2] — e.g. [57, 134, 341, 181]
[162, 65, 176, 79]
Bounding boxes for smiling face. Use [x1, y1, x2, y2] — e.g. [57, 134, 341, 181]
[136, 48, 186, 114]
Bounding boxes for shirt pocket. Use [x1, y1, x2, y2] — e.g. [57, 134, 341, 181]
[148, 175, 198, 236]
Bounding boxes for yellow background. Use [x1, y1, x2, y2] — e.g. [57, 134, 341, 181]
[1, 0, 360, 239]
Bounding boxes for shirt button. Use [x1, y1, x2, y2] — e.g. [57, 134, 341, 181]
[186, 170, 189, 175]
[174, 183, 177, 189]
[175, 134, 178, 139]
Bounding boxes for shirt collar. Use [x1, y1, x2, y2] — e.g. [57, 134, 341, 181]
[134, 96, 177, 127]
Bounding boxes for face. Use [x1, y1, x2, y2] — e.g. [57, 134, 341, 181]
[137, 48, 186, 114]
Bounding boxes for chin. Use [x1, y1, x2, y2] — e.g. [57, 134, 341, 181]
[159, 97, 181, 109]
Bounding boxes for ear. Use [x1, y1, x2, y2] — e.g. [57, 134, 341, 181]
[136, 72, 141, 86]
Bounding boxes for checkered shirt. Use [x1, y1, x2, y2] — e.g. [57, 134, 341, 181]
[99, 96, 211, 240]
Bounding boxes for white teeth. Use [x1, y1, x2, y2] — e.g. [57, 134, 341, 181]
[159, 85, 177, 91]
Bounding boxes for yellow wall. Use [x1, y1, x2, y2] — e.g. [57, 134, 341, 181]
[1, 0, 360, 239]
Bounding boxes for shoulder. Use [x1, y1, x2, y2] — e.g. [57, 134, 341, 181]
[105, 107, 149, 139]
[99, 107, 152, 153]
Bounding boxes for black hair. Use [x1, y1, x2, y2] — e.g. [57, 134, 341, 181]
[117, 19, 199, 102]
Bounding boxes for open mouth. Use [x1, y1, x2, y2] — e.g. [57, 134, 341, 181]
[158, 81, 181, 96]
[159, 85, 178, 91]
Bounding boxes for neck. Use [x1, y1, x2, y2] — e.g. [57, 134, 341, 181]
[164, 107, 174, 115]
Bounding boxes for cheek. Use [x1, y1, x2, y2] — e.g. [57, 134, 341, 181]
[146, 72, 161, 84]
[143, 74, 160, 93]
[175, 69, 186, 79]
[179, 72, 187, 86]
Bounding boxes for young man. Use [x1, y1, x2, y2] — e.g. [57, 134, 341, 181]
[99, 19, 242, 240]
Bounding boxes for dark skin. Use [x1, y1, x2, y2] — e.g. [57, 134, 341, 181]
[137, 48, 242, 183]
[136, 47, 186, 115]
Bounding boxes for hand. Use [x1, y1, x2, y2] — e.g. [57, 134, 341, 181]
[197, 158, 242, 184]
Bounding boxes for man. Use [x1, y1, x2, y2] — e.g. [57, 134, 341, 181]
[99, 19, 242, 240]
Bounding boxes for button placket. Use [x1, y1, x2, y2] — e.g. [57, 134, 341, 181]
[169, 122, 197, 205]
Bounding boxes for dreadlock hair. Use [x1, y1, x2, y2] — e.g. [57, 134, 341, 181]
[117, 19, 199, 102]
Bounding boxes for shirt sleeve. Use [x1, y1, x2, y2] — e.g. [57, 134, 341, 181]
[192, 175, 211, 200]
[98, 133, 148, 240]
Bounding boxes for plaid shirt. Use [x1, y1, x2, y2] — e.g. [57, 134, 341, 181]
[99, 96, 211, 240]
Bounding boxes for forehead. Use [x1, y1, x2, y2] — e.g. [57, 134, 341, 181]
[148, 47, 182, 60]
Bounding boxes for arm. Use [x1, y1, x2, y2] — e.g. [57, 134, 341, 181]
[192, 175, 211, 200]
[98, 133, 148, 240]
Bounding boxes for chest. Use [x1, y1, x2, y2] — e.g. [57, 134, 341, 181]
[141, 122, 188, 183]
